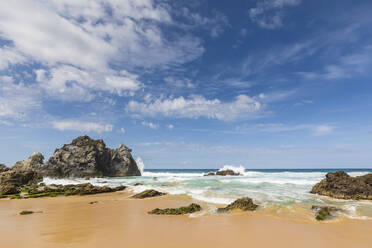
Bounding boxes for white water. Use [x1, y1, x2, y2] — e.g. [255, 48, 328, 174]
[43, 165, 372, 219]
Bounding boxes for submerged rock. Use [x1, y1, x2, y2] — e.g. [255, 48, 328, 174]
[131, 189, 166, 199]
[0, 169, 42, 195]
[148, 203, 202, 215]
[311, 205, 342, 221]
[204, 169, 241, 176]
[19, 136, 141, 178]
[311, 171, 372, 200]
[217, 197, 258, 212]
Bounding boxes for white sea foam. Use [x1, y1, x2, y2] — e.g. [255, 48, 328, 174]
[142, 171, 203, 177]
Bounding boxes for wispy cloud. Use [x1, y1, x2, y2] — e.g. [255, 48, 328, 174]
[0, 76, 41, 120]
[249, 0, 302, 29]
[236, 123, 334, 136]
[52, 120, 113, 133]
[127, 95, 262, 121]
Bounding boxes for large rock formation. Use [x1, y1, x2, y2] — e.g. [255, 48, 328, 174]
[0, 164, 9, 173]
[0, 169, 42, 195]
[14, 136, 141, 178]
[311, 171, 372, 200]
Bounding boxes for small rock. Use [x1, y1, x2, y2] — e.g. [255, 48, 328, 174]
[311, 205, 342, 221]
[217, 197, 258, 212]
[89, 201, 98, 204]
[204, 169, 241, 176]
[132, 189, 166, 199]
[19, 210, 34, 215]
[148, 203, 202, 215]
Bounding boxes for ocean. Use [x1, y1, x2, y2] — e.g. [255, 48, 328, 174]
[43, 166, 372, 219]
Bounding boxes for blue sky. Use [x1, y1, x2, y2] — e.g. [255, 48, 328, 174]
[1, 0, 372, 169]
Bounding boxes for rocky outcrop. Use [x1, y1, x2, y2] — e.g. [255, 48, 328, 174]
[311, 205, 342, 221]
[148, 203, 201, 215]
[0, 169, 42, 195]
[204, 169, 241, 176]
[20, 183, 126, 198]
[217, 197, 258, 212]
[311, 171, 372, 200]
[131, 189, 166, 199]
[0, 183, 126, 198]
[17, 136, 141, 178]
[0, 164, 9, 173]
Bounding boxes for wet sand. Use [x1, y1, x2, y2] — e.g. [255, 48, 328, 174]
[0, 190, 371, 248]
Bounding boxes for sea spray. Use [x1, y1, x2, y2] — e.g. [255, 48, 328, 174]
[136, 157, 145, 175]
[218, 165, 245, 175]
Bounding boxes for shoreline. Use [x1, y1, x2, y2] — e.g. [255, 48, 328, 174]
[1, 189, 372, 248]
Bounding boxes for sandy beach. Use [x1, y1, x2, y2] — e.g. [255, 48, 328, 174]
[1, 190, 371, 248]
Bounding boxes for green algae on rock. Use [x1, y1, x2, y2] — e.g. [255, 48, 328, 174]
[148, 203, 202, 215]
[217, 197, 258, 212]
[1, 183, 126, 199]
[311, 205, 342, 221]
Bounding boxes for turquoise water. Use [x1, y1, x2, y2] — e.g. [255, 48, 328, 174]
[44, 167, 372, 219]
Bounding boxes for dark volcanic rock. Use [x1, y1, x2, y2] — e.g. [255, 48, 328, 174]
[148, 203, 202, 215]
[204, 169, 241, 176]
[217, 197, 258, 212]
[24, 136, 141, 178]
[132, 189, 166, 199]
[0, 169, 42, 195]
[0, 164, 9, 173]
[311, 171, 372, 200]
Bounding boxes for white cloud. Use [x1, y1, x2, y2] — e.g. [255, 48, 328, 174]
[166, 124, 174, 129]
[52, 120, 113, 133]
[0, 0, 204, 102]
[127, 94, 262, 121]
[0, 47, 26, 70]
[249, 0, 301, 29]
[119, 127, 126, 134]
[141, 121, 159, 129]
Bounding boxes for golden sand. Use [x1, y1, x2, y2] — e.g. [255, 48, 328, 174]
[0, 191, 371, 248]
